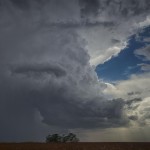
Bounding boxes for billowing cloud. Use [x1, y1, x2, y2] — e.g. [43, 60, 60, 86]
[0, 26, 126, 129]
[104, 72, 150, 127]
[104, 73, 150, 100]
[0, 0, 150, 142]
[78, 0, 150, 65]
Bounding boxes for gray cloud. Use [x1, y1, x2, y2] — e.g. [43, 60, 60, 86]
[0, 0, 150, 142]
[38, 97, 126, 129]
[44, 20, 115, 29]
[79, 0, 100, 18]
[135, 45, 150, 61]
[0, 0, 127, 141]
[111, 39, 121, 44]
[10, 63, 66, 78]
[137, 63, 150, 71]
[125, 97, 150, 126]
[134, 45, 150, 72]
[10, 0, 30, 9]
[78, 0, 150, 65]
[126, 98, 142, 108]
[79, 0, 150, 19]
[143, 37, 150, 43]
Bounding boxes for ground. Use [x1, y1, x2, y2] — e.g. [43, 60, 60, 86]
[0, 142, 149, 150]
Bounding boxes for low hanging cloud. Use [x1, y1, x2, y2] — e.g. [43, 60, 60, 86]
[10, 63, 67, 78]
[0, 26, 126, 128]
[0, 0, 150, 141]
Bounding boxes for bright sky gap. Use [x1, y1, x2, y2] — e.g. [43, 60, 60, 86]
[96, 26, 150, 82]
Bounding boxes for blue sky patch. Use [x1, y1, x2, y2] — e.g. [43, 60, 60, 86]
[96, 26, 150, 82]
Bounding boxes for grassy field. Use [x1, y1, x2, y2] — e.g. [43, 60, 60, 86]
[0, 142, 149, 150]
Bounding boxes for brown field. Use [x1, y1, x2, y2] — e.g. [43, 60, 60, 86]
[0, 142, 149, 150]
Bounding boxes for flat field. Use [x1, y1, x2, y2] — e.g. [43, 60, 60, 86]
[0, 142, 149, 150]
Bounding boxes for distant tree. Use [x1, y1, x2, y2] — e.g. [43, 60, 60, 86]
[46, 134, 61, 143]
[46, 133, 79, 143]
[63, 133, 79, 143]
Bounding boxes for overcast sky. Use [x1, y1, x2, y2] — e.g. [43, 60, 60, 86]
[0, 0, 150, 142]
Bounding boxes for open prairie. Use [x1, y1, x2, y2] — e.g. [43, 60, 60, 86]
[0, 142, 149, 150]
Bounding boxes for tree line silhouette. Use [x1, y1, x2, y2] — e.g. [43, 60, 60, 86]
[46, 133, 79, 143]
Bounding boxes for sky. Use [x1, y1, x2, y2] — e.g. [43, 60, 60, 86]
[96, 26, 150, 81]
[0, 0, 150, 142]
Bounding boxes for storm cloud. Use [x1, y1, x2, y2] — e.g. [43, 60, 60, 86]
[10, 63, 66, 78]
[0, 0, 150, 142]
